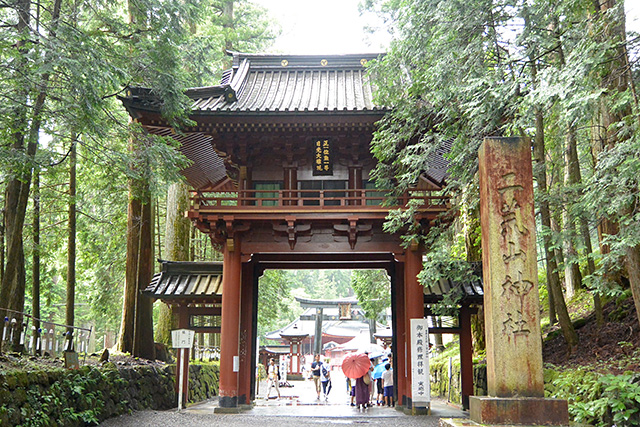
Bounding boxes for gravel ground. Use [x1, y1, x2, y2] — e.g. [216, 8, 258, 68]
[99, 410, 446, 427]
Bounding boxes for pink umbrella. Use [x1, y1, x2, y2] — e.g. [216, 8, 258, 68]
[341, 353, 370, 379]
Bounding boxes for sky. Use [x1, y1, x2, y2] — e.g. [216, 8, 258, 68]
[252, 0, 640, 55]
[251, 0, 388, 54]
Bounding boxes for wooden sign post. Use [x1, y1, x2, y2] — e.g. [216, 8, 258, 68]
[172, 329, 195, 410]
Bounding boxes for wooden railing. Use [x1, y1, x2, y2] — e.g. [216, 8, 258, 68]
[191, 189, 448, 211]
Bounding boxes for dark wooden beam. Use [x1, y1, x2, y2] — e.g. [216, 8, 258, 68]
[187, 307, 222, 316]
[190, 326, 221, 334]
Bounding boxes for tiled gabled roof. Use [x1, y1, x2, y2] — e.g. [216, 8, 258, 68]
[143, 260, 223, 302]
[187, 52, 386, 115]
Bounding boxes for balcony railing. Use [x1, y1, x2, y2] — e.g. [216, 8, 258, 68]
[191, 189, 449, 211]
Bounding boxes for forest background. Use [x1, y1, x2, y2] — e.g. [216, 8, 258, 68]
[0, 0, 639, 383]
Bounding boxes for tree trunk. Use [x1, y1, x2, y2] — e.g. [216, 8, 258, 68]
[66, 141, 77, 350]
[590, 0, 640, 327]
[118, 196, 142, 353]
[550, 214, 566, 287]
[157, 182, 191, 345]
[626, 244, 640, 328]
[546, 264, 557, 325]
[531, 96, 578, 352]
[133, 197, 155, 360]
[556, 35, 600, 323]
[32, 169, 41, 355]
[463, 187, 485, 353]
[562, 128, 584, 301]
[579, 218, 603, 325]
[1, 0, 62, 351]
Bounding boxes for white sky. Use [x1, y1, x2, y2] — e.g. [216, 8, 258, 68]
[251, 0, 388, 54]
[252, 0, 640, 55]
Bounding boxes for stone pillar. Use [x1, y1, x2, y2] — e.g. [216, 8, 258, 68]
[313, 307, 323, 355]
[466, 137, 568, 425]
[218, 236, 242, 409]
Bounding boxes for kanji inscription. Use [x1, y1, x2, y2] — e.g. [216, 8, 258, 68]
[479, 137, 545, 398]
[313, 139, 332, 175]
[498, 172, 534, 336]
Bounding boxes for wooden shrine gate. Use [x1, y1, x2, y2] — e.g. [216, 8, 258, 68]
[120, 52, 469, 412]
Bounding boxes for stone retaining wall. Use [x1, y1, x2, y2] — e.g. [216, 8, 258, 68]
[0, 362, 219, 426]
[430, 358, 487, 404]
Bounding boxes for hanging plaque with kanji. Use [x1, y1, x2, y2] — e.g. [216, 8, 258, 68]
[313, 139, 332, 176]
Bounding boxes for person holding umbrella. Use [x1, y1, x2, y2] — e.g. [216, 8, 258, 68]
[341, 353, 372, 412]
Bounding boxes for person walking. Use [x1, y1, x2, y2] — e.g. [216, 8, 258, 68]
[354, 371, 371, 412]
[311, 354, 323, 400]
[320, 361, 331, 401]
[382, 363, 394, 407]
[372, 357, 386, 405]
[265, 358, 280, 400]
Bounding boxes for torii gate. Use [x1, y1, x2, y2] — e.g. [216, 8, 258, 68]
[294, 296, 371, 355]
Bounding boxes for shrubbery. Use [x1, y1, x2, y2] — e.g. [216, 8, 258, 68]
[546, 368, 640, 426]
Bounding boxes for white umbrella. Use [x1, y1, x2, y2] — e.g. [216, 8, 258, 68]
[357, 343, 385, 358]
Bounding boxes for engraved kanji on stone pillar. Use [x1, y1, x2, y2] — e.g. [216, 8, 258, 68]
[478, 137, 544, 398]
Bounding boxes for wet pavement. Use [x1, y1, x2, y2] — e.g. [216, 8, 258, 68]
[100, 369, 468, 426]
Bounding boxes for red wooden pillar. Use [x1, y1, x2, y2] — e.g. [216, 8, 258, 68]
[393, 260, 406, 408]
[237, 261, 254, 405]
[219, 236, 242, 408]
[460, 305, 474, 410]
[404, 246, 425, 411]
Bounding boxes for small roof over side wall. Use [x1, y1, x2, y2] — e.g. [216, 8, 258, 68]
[143, 260, 223, 303]
[423, 261, 484, 304]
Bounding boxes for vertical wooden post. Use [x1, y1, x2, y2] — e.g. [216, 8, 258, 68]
[459, 305, 474, 410]
[237, 261, 253, 405]
[219, 235, 242, 408]
[404, 246, 427, 413]
[392, 260, 406, 409]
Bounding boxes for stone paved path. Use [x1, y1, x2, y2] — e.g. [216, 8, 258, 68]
[100, 369, 467, 426]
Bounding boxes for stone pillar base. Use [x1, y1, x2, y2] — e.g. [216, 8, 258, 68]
[218, 395, 238, 409]
[469, 396, 569, 426]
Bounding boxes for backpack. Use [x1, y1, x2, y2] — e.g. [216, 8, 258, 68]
[321, 365, 328, 377]
[277, 366, 281, 381]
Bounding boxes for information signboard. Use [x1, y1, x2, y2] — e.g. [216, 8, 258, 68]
[171, 329, 195, 349]
[410, 318, 431, 404]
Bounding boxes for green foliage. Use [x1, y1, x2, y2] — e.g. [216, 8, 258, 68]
[548, 368, 640, 426]
[351, 270, 390, 322]
[258, 270, 297, 340]
[417, 225, 478, 316]
[0, 364, 186, 426]
[1, 0, 279, 345]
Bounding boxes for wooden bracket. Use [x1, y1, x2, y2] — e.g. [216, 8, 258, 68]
[273, 218, 312, 249]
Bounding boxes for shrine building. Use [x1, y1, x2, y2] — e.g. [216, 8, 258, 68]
[120, 51, 479, 412]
